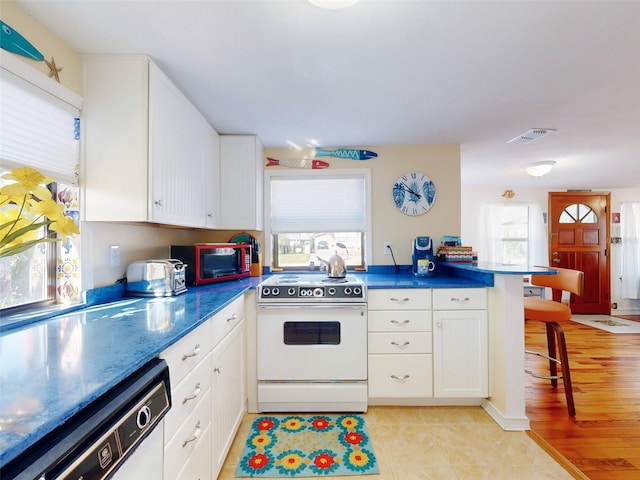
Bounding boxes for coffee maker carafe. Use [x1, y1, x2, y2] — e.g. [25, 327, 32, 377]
[412, 236, 436, 277]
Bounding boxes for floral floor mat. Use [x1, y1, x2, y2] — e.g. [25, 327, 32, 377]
[234, 414, 379, 478]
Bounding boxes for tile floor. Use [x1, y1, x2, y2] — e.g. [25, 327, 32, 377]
[218, 406, 574, 480]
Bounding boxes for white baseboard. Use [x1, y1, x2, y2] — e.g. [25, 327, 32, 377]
[481, 399, 530, 431]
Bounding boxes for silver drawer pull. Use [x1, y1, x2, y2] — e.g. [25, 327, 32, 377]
[182, 344, 201, 360]
[391, 374, 410, 380]
[390, 297, 410, 302]
[182, 421, 202, 447]
[227, 313, 238, 322]
[390, 319, 410, 325]
[391, 341, 410, 347]
[451, 297, 471, 302]
[182, 383, 202, 404]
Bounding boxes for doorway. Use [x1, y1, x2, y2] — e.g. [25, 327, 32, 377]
[549, 192, 610, 314]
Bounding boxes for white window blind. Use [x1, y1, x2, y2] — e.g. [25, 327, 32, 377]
[270, 175, 367, 233]
[0, 68, 80, 183]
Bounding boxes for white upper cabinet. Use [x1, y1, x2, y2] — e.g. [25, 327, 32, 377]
[219, 135, 264, 230]
[82, 55, 218, 228]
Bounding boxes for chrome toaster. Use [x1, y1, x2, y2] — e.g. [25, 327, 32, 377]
[125, 259, 187, 297]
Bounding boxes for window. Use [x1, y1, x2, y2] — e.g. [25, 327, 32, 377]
[1, 56, 81, 314]
[500, 205, 529, 265]
[478, 202, 548, 266]
[267, 169, 371, 270]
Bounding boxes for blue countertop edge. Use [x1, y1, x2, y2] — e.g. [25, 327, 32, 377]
[0, 262, 550, 467]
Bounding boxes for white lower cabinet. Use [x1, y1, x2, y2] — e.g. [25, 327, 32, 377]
[368, 354, 433, 398]
[367, 289, 433, 400]
[432, 288, 488, 398]
[367, 288, 488, 403]
[164, 388, 213, 480]
[212, 319, 245, 479]
[175, 423, 213, 480]
[161, 295, 246, 480]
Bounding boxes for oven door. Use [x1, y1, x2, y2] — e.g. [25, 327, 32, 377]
[257, 304, 367, 381]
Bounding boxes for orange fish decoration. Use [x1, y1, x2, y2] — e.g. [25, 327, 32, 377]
[266, 157, 330, 169]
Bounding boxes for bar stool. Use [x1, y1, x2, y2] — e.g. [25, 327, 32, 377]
[524, 267, 584, 416]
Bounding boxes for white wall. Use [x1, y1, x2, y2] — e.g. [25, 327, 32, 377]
[462, 186, 640, 315]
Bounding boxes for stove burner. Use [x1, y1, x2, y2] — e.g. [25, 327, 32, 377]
[321, 278, 348, 283]
[259, 273, 366, 302]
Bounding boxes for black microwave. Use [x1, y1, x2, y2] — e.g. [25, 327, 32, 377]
[170, 244, 251, 285]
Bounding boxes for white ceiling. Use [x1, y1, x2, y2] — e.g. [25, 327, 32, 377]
[15, 0, 640, 189]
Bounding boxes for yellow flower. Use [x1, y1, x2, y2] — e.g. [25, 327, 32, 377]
[49, 215, 80, 237]
[27, 199, 65, 221]
[0, 167, 79, 258]
[1, 167, 54, 200]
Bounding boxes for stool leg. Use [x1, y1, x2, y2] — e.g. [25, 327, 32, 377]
[545, 323, 558, 388]
[551, 322, 576, 417]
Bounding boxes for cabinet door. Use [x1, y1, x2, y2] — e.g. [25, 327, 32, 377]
[204, 129, 221, 228]
[149, 62, 207, 227]
[433, 310, 488, 397]
[211, 320, 246, 478]
[82, 56, 149, 222]
[219, 135, 264, 230]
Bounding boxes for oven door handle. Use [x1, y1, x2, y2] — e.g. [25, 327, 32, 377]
[258, 304, 366, 310]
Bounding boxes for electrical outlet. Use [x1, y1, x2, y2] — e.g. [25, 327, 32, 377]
[384, 242, 392, 255]
[109, 245, 121, 267]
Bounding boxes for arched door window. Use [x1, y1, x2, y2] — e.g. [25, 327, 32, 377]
[559, 203, 597, 224]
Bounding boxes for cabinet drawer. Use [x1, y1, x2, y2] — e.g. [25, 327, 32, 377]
[368, 332, 432, 354]
[174, 423, 213, 480]
[164, 389, 212, 480]
[160, 319, 213, 387]
[432, 288, 486, 310]
[368, 354, 433, 398]
[368, 310, 431, 332]
[368, 289, 431, 310]
[164, 352, 212, 442]
[212, 296, 244, 346]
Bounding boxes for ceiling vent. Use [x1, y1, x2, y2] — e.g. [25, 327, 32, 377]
[506, 128, 556, 145]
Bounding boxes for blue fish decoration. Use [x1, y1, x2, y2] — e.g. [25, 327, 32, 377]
[314, 148, 377, 160]
[1, 20, 44, 61]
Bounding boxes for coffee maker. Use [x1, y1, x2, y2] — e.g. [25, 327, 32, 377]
[412, 236, 436, 277]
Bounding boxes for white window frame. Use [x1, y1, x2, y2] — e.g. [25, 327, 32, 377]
[264, 168, 373, 270]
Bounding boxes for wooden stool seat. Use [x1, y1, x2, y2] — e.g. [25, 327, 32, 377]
[525, 297, 571, 322]
[524, 267, 584, 417]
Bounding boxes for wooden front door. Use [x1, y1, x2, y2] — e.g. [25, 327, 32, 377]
[549, 192, 610, 314]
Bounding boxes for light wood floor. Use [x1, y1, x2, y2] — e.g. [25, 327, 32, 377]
[525, 317, 640, 480]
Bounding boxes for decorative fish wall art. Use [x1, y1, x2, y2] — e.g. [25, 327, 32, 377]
[0, 20, 44, 61]
[266, 157, 330, 169]
[313, 148, 377, 160]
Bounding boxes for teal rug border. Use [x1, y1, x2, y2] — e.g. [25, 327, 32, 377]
[235, 414, 379, 478]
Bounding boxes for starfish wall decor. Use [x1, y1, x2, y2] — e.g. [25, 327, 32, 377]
[45, 57, 63, 83]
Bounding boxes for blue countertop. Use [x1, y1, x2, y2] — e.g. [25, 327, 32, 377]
[0, 262, 547, 467]
[0, 278, 259, 468]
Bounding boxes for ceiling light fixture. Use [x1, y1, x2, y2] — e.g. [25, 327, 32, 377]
[526, 161, 556, 177]
[308, 0, 359, 9]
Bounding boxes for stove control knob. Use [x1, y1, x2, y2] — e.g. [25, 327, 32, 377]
[288, 288, 296, 296]
[262, 287, 270, 296]
[328, 287, 336, 296]
[272, 288, 280, 296]
[313, 287, 323, 297]
[345, 287, 352, 295]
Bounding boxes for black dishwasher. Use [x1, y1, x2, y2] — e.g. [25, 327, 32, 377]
[1, 358, 171, 480]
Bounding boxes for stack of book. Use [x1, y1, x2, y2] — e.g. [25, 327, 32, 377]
[436, 245, 477, 263]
